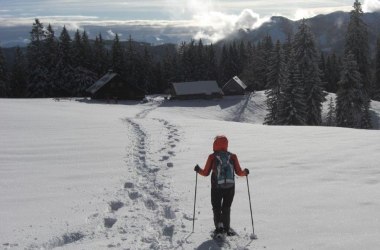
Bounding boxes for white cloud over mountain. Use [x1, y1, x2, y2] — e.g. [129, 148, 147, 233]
[363, 0, 380, 12]
[1, 0, 379, 46]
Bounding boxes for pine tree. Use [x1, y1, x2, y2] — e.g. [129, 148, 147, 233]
[265, 41, 287, 125]
[205, 44, 217, 81]
[240, 42, 256, 89]
[58, 26, 72, 66]
[45, 24, 58, 68]
[125, 35, 142, 87]
[55, 26, 74, 96]
[238, 41, 247, 72]
[162, 47, 176, 89]
[345, 0, 370, 92]
[293, 19, 326, 125]
[374, 38, 380, 100]
[141, 46, 154, 93]
[218, 44, 230, 84]
[111, 33, 125, 75]
[44, 23, 58, 96]
[343, 0, 371, 128]
[194, 39, 206, 80]
[319, 52, 327, 88]
[257, 35, 273, 90]
[336, 53, 363, 128]
[0, 46, 7, 97]
[93, 33, 109, 76]
[27, 18, 49, 97]
[228, 41, 240, 78]
[9, 47, 28, 97]
[325, 53, 340, 93]
[72, 30, 83, 68]
[182, 40, 197, 81]
[81, 31, 92, 69]
[277, 48, 307, 125]
[326, 97, 336, 126]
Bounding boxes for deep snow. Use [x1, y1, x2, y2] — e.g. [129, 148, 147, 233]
[1, 92, 380, 250]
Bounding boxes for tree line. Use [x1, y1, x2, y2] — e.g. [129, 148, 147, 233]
[0, 0, 379, 129]
[263, 0, 379, 129]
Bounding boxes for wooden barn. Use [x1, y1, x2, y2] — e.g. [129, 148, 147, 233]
[170, 80, 223, 100]
[222, 76, 247, 95]
[86, 71, 145, 101]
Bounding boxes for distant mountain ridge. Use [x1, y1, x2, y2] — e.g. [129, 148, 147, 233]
[1, 11, 379, 55]
[222, 11, 380, 55]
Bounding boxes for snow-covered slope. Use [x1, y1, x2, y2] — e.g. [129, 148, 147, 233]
[1, 93, 380, 250]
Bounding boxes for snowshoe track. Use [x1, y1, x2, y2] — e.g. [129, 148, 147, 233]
[118, 115, 183, 249]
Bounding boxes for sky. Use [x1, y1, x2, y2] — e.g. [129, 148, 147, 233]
[1, 0, 380, 43]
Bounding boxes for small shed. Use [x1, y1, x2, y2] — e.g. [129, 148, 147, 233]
[170, 80, 223, 100]
[222, 76, 247, 95]
[87, 71, 145, 101]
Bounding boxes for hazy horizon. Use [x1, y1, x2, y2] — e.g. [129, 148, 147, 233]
[1, 0, 379, 46]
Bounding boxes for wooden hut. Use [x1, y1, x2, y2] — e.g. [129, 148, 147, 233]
[170, 80, 223, 100]
[87, 71, 145, 101]
[222, 76, 247, 95]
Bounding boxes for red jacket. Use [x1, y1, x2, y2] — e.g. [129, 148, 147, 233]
[198, 153, 246, 178]
[198, 136, 247, 180]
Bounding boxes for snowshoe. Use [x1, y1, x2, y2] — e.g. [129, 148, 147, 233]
[225, 228, 237, 236]
[212, 228, 225, 240]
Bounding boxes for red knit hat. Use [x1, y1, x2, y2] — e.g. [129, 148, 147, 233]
[213, 135, 228, 151]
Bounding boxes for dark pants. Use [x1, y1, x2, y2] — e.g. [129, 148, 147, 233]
[211, 186, 235, 230]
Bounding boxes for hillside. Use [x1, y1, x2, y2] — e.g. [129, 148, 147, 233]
[222, 11, 380, 55]
[0, 93, 380, 249]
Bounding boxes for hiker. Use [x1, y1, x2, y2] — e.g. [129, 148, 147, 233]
[194, 135, 249, 236]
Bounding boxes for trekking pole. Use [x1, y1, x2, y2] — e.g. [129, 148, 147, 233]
[246, 175, 257, 239]
[192, 171, 198, 233]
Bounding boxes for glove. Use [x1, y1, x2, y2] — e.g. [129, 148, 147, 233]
[194, 165, 201, 173]
[244, 168, 249, 175]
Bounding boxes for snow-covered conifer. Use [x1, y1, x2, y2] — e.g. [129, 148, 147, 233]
[9, 47, 28, 97]
[255, 36, 273, 90]
[194, 39, 206, 81]
[336, 53, 363, 128]
[111, 33, 125, 75]
[54, 26, 74, 96]
[293, 19, 326, 125]
[71, 30, 83, 68]
[205, 43, 217, 81]
[343, 0, 371, 128]
[265, 41, 287, 125]
[81, 31, 93, 69]
[218, 44, 230, 84]
[374, 38, 380, 100]
[345, 0, 370, 92]
[325, 53, 340, 93]
[44, 24, 59, 96]
[326, 97, 336, 126]
[141, 46, 154, 93]
[93, 33, 110, 76]
[0, 46, 7, 97]
[27, 19, 49, 97]
[277, 48, 307, 125]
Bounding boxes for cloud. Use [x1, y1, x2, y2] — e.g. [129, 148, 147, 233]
[163, 0, 271, 43]
[363, 0, 380, 12]
[294, 9, 316, 20]
[192, 9, 270, 43]
[2, 0, 363, 44]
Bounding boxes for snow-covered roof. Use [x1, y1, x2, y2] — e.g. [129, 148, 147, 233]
[86, 72, 118, 94]
[223, 76, 247, 90]
[232, 76, 247, 89]
[171, 81, 222, 95]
